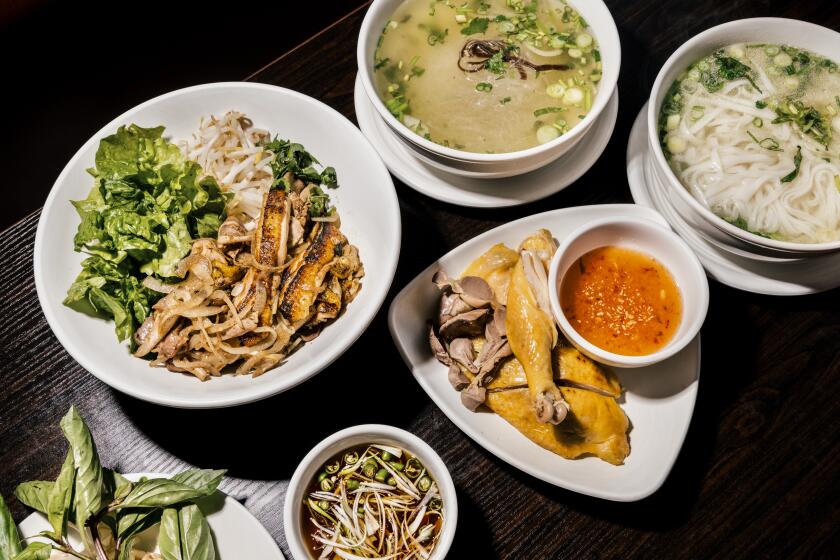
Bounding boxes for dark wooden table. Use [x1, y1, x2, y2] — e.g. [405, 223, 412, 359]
[2, 1, 839, 558]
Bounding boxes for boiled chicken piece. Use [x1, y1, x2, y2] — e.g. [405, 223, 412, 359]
[461, 243, 519, 303]
[505, 229, 570, 424]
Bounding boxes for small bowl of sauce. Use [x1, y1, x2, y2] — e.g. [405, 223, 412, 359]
[548, 216, 708, 368]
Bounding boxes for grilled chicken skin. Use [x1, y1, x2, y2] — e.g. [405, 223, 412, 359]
[278, 222, 347, 329]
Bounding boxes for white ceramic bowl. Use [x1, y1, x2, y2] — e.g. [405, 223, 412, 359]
[34, 82, 401, 408]
[283, 424, 457, 560]
[647, 18, 840, 257]
[357, 0, 621, 178]
[548, 216, 709, 368]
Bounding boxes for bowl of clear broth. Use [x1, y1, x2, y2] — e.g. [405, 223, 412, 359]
[357, 0, 621, 178]
[648, 18, 840, 257]
[283, 424, 457, 560]
[547, 216, 709, 368]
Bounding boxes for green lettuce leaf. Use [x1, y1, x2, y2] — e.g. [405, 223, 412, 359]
[65, 124, 228, 342]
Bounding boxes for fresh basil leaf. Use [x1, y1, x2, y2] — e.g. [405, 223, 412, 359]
[170, 470, 226, 496]
[103, 469, 133, 503]
[116, 507, 160, 539]
[59, 406, 104, 541]
[46, 451, 75, 539]
[178, 504, 215, 560]
[11, 542, 51, 560]
[158, 507, 182, 560]
[159, 505, 215, 560]
[117, 479, 206, 509]
[13, 482, 52, 515]
[0, 495, 23, 558]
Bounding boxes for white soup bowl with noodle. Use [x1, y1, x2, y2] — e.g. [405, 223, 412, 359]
[647, 18, 840, 257]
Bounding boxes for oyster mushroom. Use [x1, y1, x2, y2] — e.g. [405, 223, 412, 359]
[439, 292, 473, 323]
[448, 364, 470, 391]
[428, 324, 452, 366]
[460, 383, 487, 411]
[439, 308, 490, 339]
[449, 338, 478, 373]
[457, 276, 495, 308]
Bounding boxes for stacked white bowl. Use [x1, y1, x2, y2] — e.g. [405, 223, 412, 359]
[356, 0, 622, 179]
[645, 18, 840, 261]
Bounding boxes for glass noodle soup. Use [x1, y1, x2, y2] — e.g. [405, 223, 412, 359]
[374, 0, 601, 153]
[659, 44, 840, 243]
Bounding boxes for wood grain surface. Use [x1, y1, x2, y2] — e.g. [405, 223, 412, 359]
[1, 1, 839, 558]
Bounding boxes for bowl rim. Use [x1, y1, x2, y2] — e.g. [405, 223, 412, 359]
[356, 0, 621, 162]
[646, 17, 840, 253]
[283, 424, 458, 560]
[32, 81, 401, 408]
[547, 215, 709, 368]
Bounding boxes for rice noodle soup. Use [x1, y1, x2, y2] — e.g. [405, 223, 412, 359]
[373, 0, 601, 153]
[659, 43, 840, 244]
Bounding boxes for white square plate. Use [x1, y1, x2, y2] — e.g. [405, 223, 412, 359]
[388, 204, 700, 501]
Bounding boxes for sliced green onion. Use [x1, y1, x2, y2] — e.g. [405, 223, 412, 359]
[567, 48, 582, 59]
[746, 130, 782, 151]
[773, 52, 793, 67]
[475, 82, 493, 92]
[536, 124, 560, 144]
[753, 117, 764, 128]
[666, 114, 680, 131]
[563, 87, 584, 105]
[546, 83, 566, 98]
[575, 33, 593, 48]
[666, 135, 687, 154]
[690, 105, 705, 121]
[764, 45, 780, 56]
[534, 106, 564, 117]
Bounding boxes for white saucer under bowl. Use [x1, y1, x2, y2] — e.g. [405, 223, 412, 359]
[627, 104, 840, 296]
[354, 74, 618, 208]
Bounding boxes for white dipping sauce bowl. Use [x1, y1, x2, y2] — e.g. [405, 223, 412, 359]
[357, 0, 621, 178]
[283, 424, 457, 560]
[647, 18, 840, 257]
[548, 216, 709, 368]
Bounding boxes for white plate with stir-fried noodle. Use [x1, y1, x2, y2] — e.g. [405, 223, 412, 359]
[34, 83, 400, 408]
[18, 472, 286, 559]
[283, 425, 457, 560]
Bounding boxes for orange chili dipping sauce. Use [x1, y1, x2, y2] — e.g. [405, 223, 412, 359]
[560, 246, 682, 356]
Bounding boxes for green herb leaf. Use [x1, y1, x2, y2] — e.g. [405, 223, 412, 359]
[59, 406, 103, 547]
[11, 542, 51, 560]
[159, 504, 215, 560]
[117, 479, 211, 510]
[260, 138, 339, 190]
[0, 495, 23, 559]
[46, 451, 75, 539]
[171, 470, 226, 496]
[500, 97, 512, 105]
[781, 145, 802, 183]
[772, 100, 832, 148]
[14, 482, 53, 515]
[460, 17, 489, 36]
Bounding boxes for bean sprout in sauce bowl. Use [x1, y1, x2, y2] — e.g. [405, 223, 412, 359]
[560, 246, 682, 356]
[303, 443, 443, 559]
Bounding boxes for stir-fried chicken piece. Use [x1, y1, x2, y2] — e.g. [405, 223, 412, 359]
[278, 222, 348, 329]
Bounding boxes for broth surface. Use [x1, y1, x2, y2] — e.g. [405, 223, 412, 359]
[560, 246, 682, 356]
[374, 0, 601, 153]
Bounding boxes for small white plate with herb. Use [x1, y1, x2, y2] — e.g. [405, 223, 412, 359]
[354, 75, 618, 208]
[1, 406, 284, 560]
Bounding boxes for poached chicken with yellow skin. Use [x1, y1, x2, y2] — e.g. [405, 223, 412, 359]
[429, 230, 630, 465]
